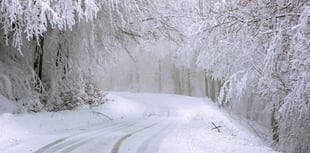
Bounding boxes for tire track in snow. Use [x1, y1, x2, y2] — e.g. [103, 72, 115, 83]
[133, 105, 176, 153]
[58, 122, 137, 152]
[34, 121, 127, 153]
[111, 121, 161, 153]
[34, 120, 138, 153]
[57, 119, 159, 153]
[34, 96, 161, 153]
[135, 121, 177, 153]
[110, 107, 177, 153]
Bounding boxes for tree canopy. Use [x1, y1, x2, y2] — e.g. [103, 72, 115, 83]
[0, 1, 309, 153]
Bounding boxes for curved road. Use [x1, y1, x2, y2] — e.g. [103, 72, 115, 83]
[6, 92, 278, 153]
[33, 93, 183, 153]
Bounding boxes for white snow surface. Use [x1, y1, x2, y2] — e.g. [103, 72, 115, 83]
[0, 95, 18, 114]
[0, 92, 279, 153]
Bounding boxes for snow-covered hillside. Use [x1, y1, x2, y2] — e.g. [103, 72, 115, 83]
[0, 93, 279, 153]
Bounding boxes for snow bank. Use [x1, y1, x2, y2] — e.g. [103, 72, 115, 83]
[0, 94, 18, 114]
[0, 113, 31, 152]
[92, 93, 146, 119]
[0, 93, 146, 152]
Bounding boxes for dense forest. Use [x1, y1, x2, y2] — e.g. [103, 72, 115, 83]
[0, 0, 309, 153]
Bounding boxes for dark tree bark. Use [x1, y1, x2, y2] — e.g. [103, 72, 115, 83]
[34, 36, 44, 92]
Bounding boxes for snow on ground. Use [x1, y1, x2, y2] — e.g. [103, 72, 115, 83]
[0, 92, 280, 153]
[0, 95, 18, 114]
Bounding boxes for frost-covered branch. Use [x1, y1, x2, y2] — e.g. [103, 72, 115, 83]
[0, 0, 99, 53]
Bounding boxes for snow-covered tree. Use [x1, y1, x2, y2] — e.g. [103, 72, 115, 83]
[200, 1, 310, 152]
[0, 0, 98, 52]
[0, 0, 101, 111]
[0, 1, 309, 152]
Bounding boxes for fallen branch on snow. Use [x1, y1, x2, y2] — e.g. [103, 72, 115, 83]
[92, 111, 113, 121]
[211, 122, 222, 132]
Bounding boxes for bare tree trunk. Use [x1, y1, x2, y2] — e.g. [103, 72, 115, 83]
[204, 70, 209, 97]
[172, 64, 181, 94]
[34, 36, 44, 93]
[187, 68, 192, 96]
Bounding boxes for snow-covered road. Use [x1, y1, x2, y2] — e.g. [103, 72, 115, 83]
[0, 92, 279, 153]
